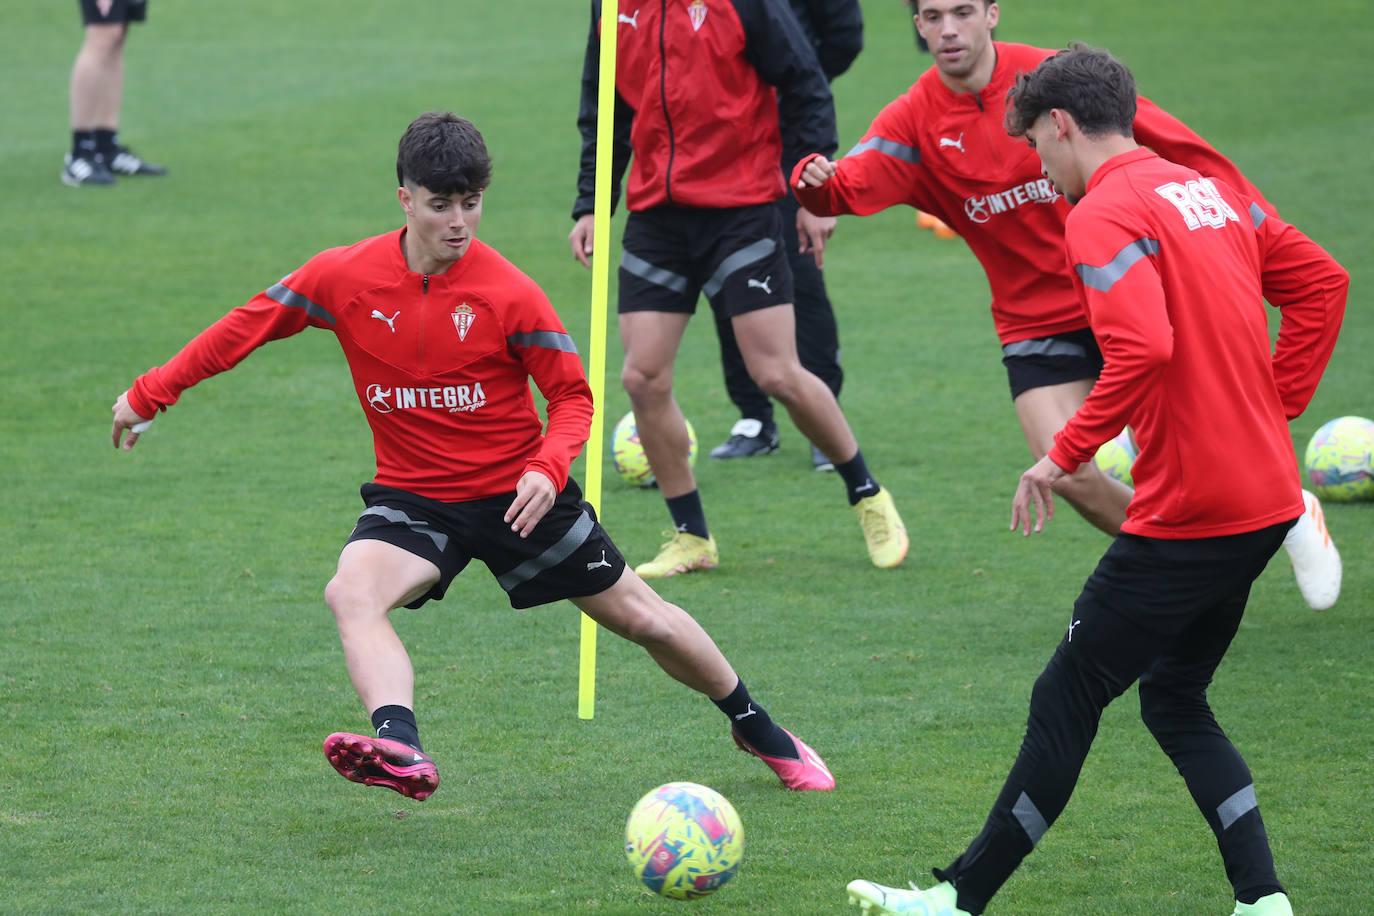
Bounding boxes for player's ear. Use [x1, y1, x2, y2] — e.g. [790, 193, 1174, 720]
[1050, 108, 1072, 141]
[986, 2, 1000, 29]
[397, 185, 414, 216]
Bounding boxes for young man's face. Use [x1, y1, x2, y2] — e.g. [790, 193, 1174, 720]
[398, 183, 484, 266]
[914, 0, 999, 79]
[1024, 110, 1086, 204]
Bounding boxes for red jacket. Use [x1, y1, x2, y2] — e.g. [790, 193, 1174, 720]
[573, 0, 836, 217]
[792, 42, 1275, 345]
[129, 231, 595, 501]
[1052, 149, 1347, 538]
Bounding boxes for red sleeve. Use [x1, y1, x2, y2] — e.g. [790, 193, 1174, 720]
[1049, 209, 1173, 472]
[1249, 205, 1349, 419]
[1133, 96, 1278, 219]
[126, 259, 336, 418]
[791, 95, 929, 217]
[505, 285, 594, 492]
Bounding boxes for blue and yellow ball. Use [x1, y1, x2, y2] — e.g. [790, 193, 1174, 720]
[1305, 416, 1374, 502]
[625, 782, 743, 900]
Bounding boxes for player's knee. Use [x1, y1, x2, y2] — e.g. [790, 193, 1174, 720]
[617, 596, 680, 647]
[1138, 681, 1205, 738]
[324, 575, 383, 626]
[621, 363, 671, 402]
[748, 363, 793, 400]
[83, 25, 127, 56]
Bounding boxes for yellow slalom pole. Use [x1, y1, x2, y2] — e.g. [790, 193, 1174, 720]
[579, 0, 619, 720]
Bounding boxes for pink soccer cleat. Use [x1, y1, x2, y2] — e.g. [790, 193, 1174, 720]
[323, 732, 440, 801]
[732, 726, 835, 792]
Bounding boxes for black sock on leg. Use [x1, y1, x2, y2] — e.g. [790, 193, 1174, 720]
[94, 128, 119, 159]
[835, 449, 879, 505]
[371, 704, 423, 752]
[72, 130, 97, 159]
[666, 490, 710, 539]
[712, 679, 795, 759]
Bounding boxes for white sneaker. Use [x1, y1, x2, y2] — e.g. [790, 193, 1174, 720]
[846, 879, 970, 915]
[1283, 489, 1341, 611]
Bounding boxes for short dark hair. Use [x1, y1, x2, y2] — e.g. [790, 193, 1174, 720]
[1005, 44, 1136, 139]
[910, 0, 994, 12]
[396, 112, 492, 195]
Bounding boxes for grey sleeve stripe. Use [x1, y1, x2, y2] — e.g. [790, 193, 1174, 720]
[1013, 792, 1049, 846]
[1217, 784, 1258, 831]
[508, 331, 579, 354]
[358, 506, 449, 553]
[844, 135, 920, 165]
[265, 280, 336, 325]
[621, 251, 691, 294]
[702, 238, 777, 299]
[1074, 237, 1160, 293]
[1249, 202, 1267, 229]
[497, 510, 594, 591]
[1002, 338, 1088, 359]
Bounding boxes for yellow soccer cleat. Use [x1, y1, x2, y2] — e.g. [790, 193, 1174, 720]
[847, 879, 969, 915]
[855, 489, 908, 569]
[635, 531, 719, 579]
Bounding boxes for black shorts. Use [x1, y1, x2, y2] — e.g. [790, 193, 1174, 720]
[345, 478, 627, 610]
[1001, 328, 1103, 400]
[619, 203, 795, 318]
[80, 0, 148, 25]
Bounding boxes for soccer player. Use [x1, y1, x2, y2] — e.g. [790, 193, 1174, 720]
[845, 46, 1348, 915]
[791, 0, 1342, 610]
[569, 0, 908, 578]
[707, 0, 862, 471]
[65, 0, 166, 186]
[110, 112, 835, 800]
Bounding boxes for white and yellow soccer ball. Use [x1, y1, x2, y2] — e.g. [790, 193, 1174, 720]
[1093, 427, 1138, 487]
[610, 411, 697, 488]
[1305, 416, 1374, 502]
[625, 782, 743, 900]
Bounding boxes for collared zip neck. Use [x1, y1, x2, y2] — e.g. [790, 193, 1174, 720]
[422, 274, 429, 293]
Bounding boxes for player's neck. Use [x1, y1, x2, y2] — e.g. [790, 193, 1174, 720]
[1078, 136, 1141, 188]
[937, 44, 997, 96]
[400, 229, 463, 276]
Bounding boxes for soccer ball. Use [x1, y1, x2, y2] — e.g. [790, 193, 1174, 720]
[625, 782, 743, 900]
[611, 411, 697, 488]
[1305, 416, 1374, 502]
[1093, 427, 1137, 487]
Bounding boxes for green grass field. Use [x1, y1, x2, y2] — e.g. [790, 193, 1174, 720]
[3, 2, 1370, 912]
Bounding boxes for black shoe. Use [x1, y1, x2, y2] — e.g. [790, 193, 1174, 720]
[709, 419, 780, 459]
[109, 147, 167, 177]
[811, 444, 835, 472]
[61, 152, 115, 187]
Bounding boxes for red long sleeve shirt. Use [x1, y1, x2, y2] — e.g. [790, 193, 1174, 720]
[128, 230, 595, 501]
[791, 42, 1274, 346]
[1051, 148, 1347, 538]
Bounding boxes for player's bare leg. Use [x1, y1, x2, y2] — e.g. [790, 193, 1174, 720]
[71, 24, 126, 132]
[620, 311, 696, 498]
[1015, 379, 1131, 536]
[620, 310, 719, 577]
[735, 305, 907, 568]
[732, 304, 856, 463]
[321, 539, 442, 800]
[574, 568, 834, 790]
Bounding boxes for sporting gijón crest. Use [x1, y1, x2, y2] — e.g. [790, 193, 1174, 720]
[451, 303, 475, 341]
[687, 0, 707, 31]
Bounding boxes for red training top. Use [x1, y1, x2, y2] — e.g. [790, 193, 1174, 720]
[128, 230, 595, 501]
[791, 42, 1275, 346]
[1051, 148, 1347, 538]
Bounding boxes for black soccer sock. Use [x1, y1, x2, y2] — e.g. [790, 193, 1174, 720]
[835, 450, 880, 505]
[94, 128, 119, 159]
[711, 679, 795, 760]
[72, 130, 98, 159]
[370, 704, 423, 752]
[666, 490, 709, 539]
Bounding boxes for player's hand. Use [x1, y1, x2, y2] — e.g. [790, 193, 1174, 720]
[505, 471, 558, 538]
[111, 391, 153, 451]
[796, 207, 837, 268]
[796, 155, 837, 189]
[569, 214, 596, 269]
[1010, 455, 1065, 536]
